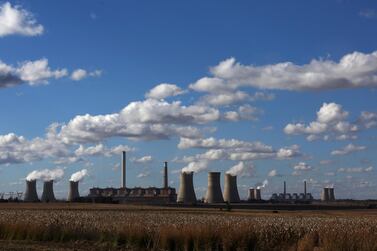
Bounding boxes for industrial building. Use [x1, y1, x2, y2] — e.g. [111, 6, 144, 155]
[270, 181, 314, 202]
[88, 154, 177, 203]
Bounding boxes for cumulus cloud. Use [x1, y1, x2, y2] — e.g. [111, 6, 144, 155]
[331, 144, 366, 156]
[0, 2, 43, 37]
[131, 155, 153, 164]
[145, 83, 185, 99]
[70, 169, 88, 182]
[284, 102, 362, 141]
[293, 162, 312, 171]
[268, 169, 280, 177]
[71, 69, 102, 81]
[190, 51, 377, 92]
[338, 166, 373, 173]
[276, 145, 301, 159]
[226, 161, 254, 177]
[58, 99, 242, 144]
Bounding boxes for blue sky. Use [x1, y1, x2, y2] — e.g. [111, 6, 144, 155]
[0, 0, 377, 200]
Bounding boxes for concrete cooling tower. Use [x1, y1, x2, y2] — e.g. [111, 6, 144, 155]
[41, 180, 56, 202]
[223, 174, 240, 203]
[321, 188, 329, 201]
[248, 188, 256, 201]
[328, 188, 335, 201]
[67, 181, 80, 202]
[204, 172, 224, 203]
[177, 172, 197, 204]
[24, 180, 39, 202]
[254, 188, 262, 200]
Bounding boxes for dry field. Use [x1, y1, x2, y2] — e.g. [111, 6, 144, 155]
[0, 203, 377, 251]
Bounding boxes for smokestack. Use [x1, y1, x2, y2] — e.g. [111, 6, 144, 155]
[328, 187, 335, 201]
[254, 188, 262, 200]
[284, 181, 286, 195]
[177, 172, 197, 203]
[248, 188, 255, 201]
[122, 151, 126, 188]
[321, 187, 329, 201]
[223, 174, 240, 203]
[163, 161, 168, 189]
[41, 180, 56, 202]
[24, 180, 39, 202]
[204, 172, 224, 203]
[67, 181, 80, 202]
[304, 180, 307, 198]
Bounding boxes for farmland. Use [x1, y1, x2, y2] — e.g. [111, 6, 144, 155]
[0, 203, 377, 250]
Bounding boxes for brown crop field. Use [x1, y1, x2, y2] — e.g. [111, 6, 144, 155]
[0, 203, 377, 251]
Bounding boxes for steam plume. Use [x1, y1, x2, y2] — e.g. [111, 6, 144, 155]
[70, 169, 88, 182]
[26, 168, 64, 181]
[257, 179, 268, 189]
[226, 161, 254, 177]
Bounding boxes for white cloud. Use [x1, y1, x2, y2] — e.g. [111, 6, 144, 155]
[195, 51, 377, 91]
[0, 2, 43, 37]
[331, 144, 366, 156]
[293, 162, 312, 171]
[338, 166, 373, 173]
[359, 9, 377, 19]
[137, 171, 150, 178]
[131, 155, 153, 164]
[71, 69, 102, 81]
[226, 161, 254, 177]
[358, 111, 377, 129]
[268, 169, 280, 177]
[276, 145, 301, 159]
[145, 83, 185, 99]
[284, 102, 361, 141]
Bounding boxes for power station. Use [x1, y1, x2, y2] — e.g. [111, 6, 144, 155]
[18, 152, 342, 206]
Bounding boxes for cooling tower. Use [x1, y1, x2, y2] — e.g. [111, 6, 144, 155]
[223, 174, 240, 203]
[254, 188, 261, 200]
[204, 172, 224, 203]
[24, 180, 39, 202]
[41, 180, 56, 202]
[321, 187, 329, 201]
[248, 188, 255, 201]
[163, 161, 168, 189]
[328, 188, 335, 201]
[177, 172, 197, 204]
[67, 181, 80, 202]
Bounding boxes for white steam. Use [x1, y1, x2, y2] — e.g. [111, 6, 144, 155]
[257, 179, 268, 189]
[70, 169, 88, 182]
[182, 160, 209, 173]
[226, 161, 254, 177]
[26, 168, 64, 181]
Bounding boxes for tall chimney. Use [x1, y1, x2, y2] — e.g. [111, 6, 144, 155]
[24, 180, 39, 202]
[163, 161, 168, 189]
[204, 172, 224, 203]
[41, 180, 56, 202]
[67, 181, 80, 202]
[177, 172, 197, 204]
[223, 174, 240, 203]
[247, 188, 255, 201]
[304, 180, 307, 198]
[284, 181, 286, 195]
[122, 151, 126, 188]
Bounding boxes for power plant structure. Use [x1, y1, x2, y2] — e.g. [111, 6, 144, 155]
[177, 172, 197, 204]
[321, 187, 335, 201]
[89, 156, 176, 203]
[248, 188, 256, 201]
[67, 181, 80, 202]
[204, 172, 224, 203]
[24, 180, 39, 202]
[223, 174, 240, 203]
[270, 181, 313, 202]
[41, 180, 56, 202]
